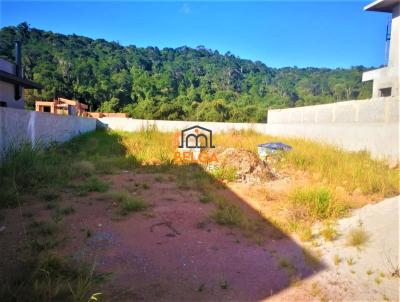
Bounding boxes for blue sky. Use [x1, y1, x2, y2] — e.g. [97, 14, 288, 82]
[0, 1, 390, 68]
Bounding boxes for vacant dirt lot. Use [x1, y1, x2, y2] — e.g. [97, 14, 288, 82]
[0, 130, 398, 301]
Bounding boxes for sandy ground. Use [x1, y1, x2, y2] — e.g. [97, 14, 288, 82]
[268, 196, 400, 302]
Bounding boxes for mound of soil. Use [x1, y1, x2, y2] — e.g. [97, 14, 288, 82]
[214, 147, 275, 182]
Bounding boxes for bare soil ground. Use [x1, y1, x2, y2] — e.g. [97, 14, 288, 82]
[0, 168, 398, 301]
[0, 171, 322, 301]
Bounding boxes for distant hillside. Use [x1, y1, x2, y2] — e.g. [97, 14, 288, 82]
[0, 23, 372, 122]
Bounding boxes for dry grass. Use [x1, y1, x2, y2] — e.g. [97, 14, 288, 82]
[320, 222, 338, 241]
[120, 128, 175, 165]
[346, 227, 370, 248]
[215, 130, 399, 197]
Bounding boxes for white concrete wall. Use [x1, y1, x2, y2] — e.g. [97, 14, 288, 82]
[99, 98, 399, 164]
[267, 97, 399, 124]
[0, 107, 96, 153]
[266, 98, 399, 163]
[97, 118, 267, 134]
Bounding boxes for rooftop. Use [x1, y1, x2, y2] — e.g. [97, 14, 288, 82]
[364, 0, 400, 13]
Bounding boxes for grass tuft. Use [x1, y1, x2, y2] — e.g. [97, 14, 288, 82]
[288, 186, 347, 222]
[109, 191, 147, 215]
[320, 222, 338, 241]
[210, 167, 237, 182]
[75, 177, 109, 196]
[212, 200, 243, 226]
[346, 227, 369, 248]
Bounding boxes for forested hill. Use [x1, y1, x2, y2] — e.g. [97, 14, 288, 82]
[0, 23, 372, 122]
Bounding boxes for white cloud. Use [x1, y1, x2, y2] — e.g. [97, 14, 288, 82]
[179, 3, 191, 15]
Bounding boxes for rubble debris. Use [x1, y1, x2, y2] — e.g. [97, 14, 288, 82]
[213, 147, 275, 183]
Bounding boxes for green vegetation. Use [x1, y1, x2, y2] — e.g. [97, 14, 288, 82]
[75, 177, 109, 196]
[109, 190, 147, 215]
[0, 253, 105, 302]
[1, 23, 372, 122]
[210, 166, 237, 182]
[0, 128, 397, 301]
[215, 131, 400, 197]
[288, 186, 347, 221]
[212, 200, 243, 226]
[320, 222, 338, 241]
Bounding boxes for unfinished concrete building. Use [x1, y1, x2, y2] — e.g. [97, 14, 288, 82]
[0, 41, 42, 109]
[362, 0, 400, 98]
[35, 98, 88, 116]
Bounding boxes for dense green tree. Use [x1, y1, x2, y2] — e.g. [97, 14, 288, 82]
[0, 23, 373, 122]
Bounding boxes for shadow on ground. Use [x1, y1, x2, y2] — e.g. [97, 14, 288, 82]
[0, 129, 326, 302]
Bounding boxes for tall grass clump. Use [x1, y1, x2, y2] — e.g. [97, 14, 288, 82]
[121, 128, 175, 165]
[288, 186, 347, 222]
[215, 131, 399, 197]
[0, 143, 68, 207]
[210, 166, 237, 182]
[282, 140, 399, 197]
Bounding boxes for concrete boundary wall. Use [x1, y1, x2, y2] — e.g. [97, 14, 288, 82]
[0, 107, 96, 153]
[97, 118, 268, 133]
[266, 97, 399, 163]
[267, 97, 399, 124]
[99, 97, 399, 164]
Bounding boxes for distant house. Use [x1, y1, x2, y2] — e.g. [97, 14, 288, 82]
[0, 41, 42, 109]
[362, 0, 399, 98]
[35, 97, 89, 116]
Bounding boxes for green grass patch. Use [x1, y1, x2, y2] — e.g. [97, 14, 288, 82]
[210, 166, 237, 182]
[75, 177, 109, 196]
[212, 200, 243, 226]
[288, 186, 347, 221]
[109, 191, 147, 215]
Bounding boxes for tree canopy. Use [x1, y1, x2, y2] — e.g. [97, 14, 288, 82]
[0, 23, 372, 122]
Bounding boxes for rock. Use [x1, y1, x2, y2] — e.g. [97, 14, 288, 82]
[0, 225, 6, 233]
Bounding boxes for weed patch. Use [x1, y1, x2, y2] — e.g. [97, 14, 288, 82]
[288, 186, 347, 222]
[75, 177, 109, 196]
[109, 191, 147, 215]
[211, 167, 237, 182]
[212, 200, 243, 226]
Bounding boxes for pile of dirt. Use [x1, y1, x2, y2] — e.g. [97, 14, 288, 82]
[214, 147, 275, 182]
